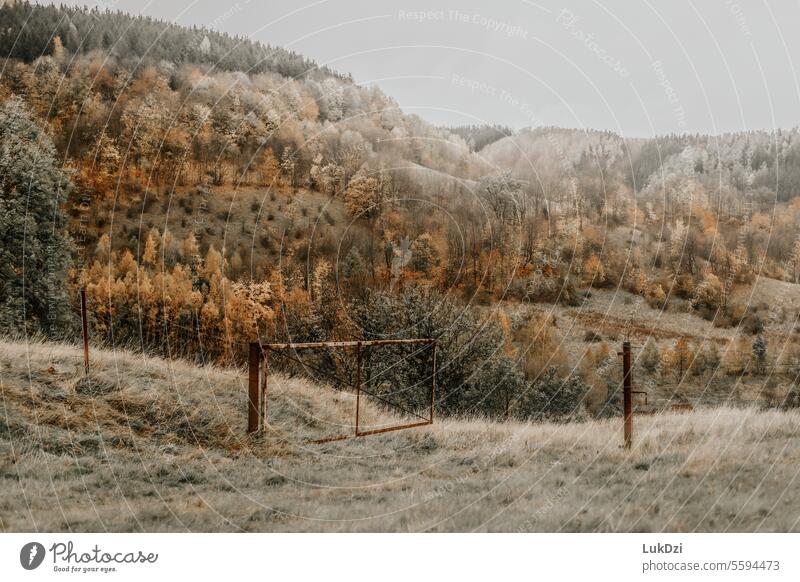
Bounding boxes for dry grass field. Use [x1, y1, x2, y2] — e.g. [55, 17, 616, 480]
[2, 339, 800, 532]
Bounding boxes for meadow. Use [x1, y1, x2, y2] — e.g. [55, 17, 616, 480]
[2, 339, 799, 532]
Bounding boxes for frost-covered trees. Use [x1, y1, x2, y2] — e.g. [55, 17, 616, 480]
[410, 233, 440, 275]
[477, 173, 525, 225]
[344, 171, 380, 218]
[691, 273, 723, 313]
[0, 98, 73, 336]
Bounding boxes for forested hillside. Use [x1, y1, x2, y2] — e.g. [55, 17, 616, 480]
[3, 2, 800, 421]
[0, 1, 340, 79]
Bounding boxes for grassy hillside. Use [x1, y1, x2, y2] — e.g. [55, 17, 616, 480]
[2, 339, 799, 532]
[515, 280, 800, 412]
[6, 3, 800, 428]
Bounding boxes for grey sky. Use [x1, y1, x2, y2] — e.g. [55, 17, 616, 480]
[56, 0, 800, 137]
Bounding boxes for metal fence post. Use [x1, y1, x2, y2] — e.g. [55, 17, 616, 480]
[261, 348, 268, 432]
[354, 341, 362, 436]
[622, 340, 632, 449]
[248, 342, 260, 433]
[430, 340, 437, 424]
[80, 288, 89, 376]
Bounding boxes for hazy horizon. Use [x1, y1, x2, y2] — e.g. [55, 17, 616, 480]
[46, 0, 800, 138]
[48, 0, 800, 138]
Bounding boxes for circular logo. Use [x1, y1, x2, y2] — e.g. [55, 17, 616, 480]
[19, 542, 46, 570]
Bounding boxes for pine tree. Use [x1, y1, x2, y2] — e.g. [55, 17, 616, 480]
[752, 335, 767, 375]
[0, 97, 73, 336]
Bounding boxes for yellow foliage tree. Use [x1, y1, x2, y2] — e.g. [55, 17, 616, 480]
[344, 172, 380, 218]
[582, 254, 606, 287]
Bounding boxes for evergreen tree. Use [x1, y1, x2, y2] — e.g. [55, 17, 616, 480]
[0, 97, 73, 336]
[752, 335, 767, 374]
[350, 286, 526, 417]
[514, 367, 588, 422]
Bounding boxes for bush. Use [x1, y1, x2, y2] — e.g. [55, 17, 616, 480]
[742, 313, 765, 335]
[349, 286, 527, 418]
[584, 330, 603, 343]
[513, 367, 588, 422]
[691, 273, 723, 312]
[674, 274, 695, 299]
[693, 343, 721, 376]
[645, 283, 666, 309]
[640, 339, 660, 373]
[782, 388, 800, 410]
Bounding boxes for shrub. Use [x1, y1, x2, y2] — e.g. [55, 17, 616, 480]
[782, 387, 800, 410]
[742, 312, 764, 335]
[639, 339, 660, 374]
[693, 343, 721, 376]
[349, 286, 527, 418]
[514, 367, 588, 422]
[645, 282, 666, 309]
[691, 273, 723, 312]
[584, 330, 603, 343]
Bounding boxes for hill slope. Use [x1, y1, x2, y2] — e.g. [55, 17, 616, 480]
[2, 340, 800, 532]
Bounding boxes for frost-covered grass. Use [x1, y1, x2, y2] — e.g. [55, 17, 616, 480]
[2, 339, 800, 532]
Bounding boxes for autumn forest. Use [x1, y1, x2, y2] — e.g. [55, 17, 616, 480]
[4, 1, 800, 420]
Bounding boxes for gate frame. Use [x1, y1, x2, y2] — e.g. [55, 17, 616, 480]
[247, 338, 437, 443]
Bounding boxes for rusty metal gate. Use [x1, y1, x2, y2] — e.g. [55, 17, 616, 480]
[247, 338, 436, 443]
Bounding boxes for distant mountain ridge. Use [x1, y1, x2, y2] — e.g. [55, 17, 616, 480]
[0, 1, 345, 80]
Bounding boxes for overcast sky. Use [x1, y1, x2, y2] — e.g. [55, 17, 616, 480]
[56, 0, 800, 137]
